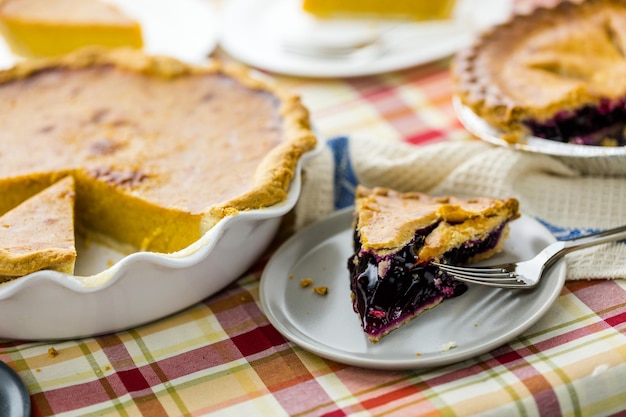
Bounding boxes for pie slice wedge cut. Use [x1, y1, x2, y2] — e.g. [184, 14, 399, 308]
[348, 186, 520, 342]
[0, 176, 77, 282]
[0, 0, 143, 57]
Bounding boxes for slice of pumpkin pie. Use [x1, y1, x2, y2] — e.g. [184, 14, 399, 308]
[0, 0, 143, 57]
[0, 176, 76, 282]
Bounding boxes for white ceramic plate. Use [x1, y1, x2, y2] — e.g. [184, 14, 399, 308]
[260, 207, 566, 370]
[0, 146, 319, 341]
[220, 0, 513, 78]
[453, 97, 626, 176]
[0, 0, 218, 69]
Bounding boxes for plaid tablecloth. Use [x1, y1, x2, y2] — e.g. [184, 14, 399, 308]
[2, 2, 626, 415]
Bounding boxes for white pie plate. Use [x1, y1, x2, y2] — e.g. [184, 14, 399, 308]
[0, 147, 318, 341]
[220, 0, 513, 78]
[260, 207, 566, 370]
[453, 97, 626, 176]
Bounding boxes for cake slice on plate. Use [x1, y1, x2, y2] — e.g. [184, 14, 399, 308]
[0, 176, 77, 282]
[348, 185, 520, 342]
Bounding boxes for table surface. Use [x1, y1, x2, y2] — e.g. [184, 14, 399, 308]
[2, 1, 626, 416]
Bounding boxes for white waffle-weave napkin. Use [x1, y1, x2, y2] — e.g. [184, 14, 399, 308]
[295, 136, 626, 280]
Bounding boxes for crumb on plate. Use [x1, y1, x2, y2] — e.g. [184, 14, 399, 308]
[441, 341, 457, 352]
[313, 286, 328, 295]
[48, 347, 59, 358]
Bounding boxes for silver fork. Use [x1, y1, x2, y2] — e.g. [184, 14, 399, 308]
[433, 224, 626, 289]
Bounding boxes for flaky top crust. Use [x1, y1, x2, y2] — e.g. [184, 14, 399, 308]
[354, 186, 519, 257]
[452, 0, 626, 141]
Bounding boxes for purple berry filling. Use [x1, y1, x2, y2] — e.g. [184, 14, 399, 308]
[348, 222, 507, 340]
[523, 98, 626, 146]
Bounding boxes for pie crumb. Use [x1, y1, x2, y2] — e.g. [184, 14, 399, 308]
[288, 273, 294, 280]
[313, 286, 328, 295]
[48, 347, 59, 358]
[300, 278, 313, 288]
[441, 341, 457, 352]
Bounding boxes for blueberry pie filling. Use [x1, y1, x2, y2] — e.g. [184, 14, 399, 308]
[524, 98, 626, 146]
[349, 186, 519, 342]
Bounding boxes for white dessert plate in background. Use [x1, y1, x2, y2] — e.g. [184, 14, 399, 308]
[220, 0, 513, 78]
[260, 207, 566, 370]
[453, 97, 626, 176]
[0, 146, 319, 341]
[0, 0, 219, 69]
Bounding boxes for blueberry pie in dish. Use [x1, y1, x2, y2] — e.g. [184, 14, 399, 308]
[453, 0, 626, 146]
[0, 47, 316, 273]
[348, 186, 519, 342]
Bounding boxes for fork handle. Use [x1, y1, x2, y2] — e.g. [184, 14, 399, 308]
[541, 224, 626, 270]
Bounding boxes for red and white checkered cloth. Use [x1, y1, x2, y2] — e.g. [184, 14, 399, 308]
[2, 1, 626, 413]
[1, 57, 624, 417]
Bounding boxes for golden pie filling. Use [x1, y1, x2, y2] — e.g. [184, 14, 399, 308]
[0, 48, 316, 261]
[0, 0, 143, 57]
[453, 0, 626, 146]
[302, 0, 457, 20]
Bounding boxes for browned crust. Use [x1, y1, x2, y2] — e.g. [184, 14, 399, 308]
[451, 0, 626, 143]
[354, 185, 520, 258]
[203, 63, 318, 229]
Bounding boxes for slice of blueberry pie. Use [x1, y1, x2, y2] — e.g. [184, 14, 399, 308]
[453, 0, 626, 146]
[348, 186, 520, 342]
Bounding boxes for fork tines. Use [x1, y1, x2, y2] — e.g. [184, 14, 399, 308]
[433, 263, 516, 279]
[432, 262, 529, 288]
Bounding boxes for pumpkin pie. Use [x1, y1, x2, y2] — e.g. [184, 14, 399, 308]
[302, 0, 456, 20]
[0, 47, 316, 260]
[0, 176, 76, 282]
[0, 0, 143, 57]
[348, 186, 519, 342]
[452, 0, 626, 146]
